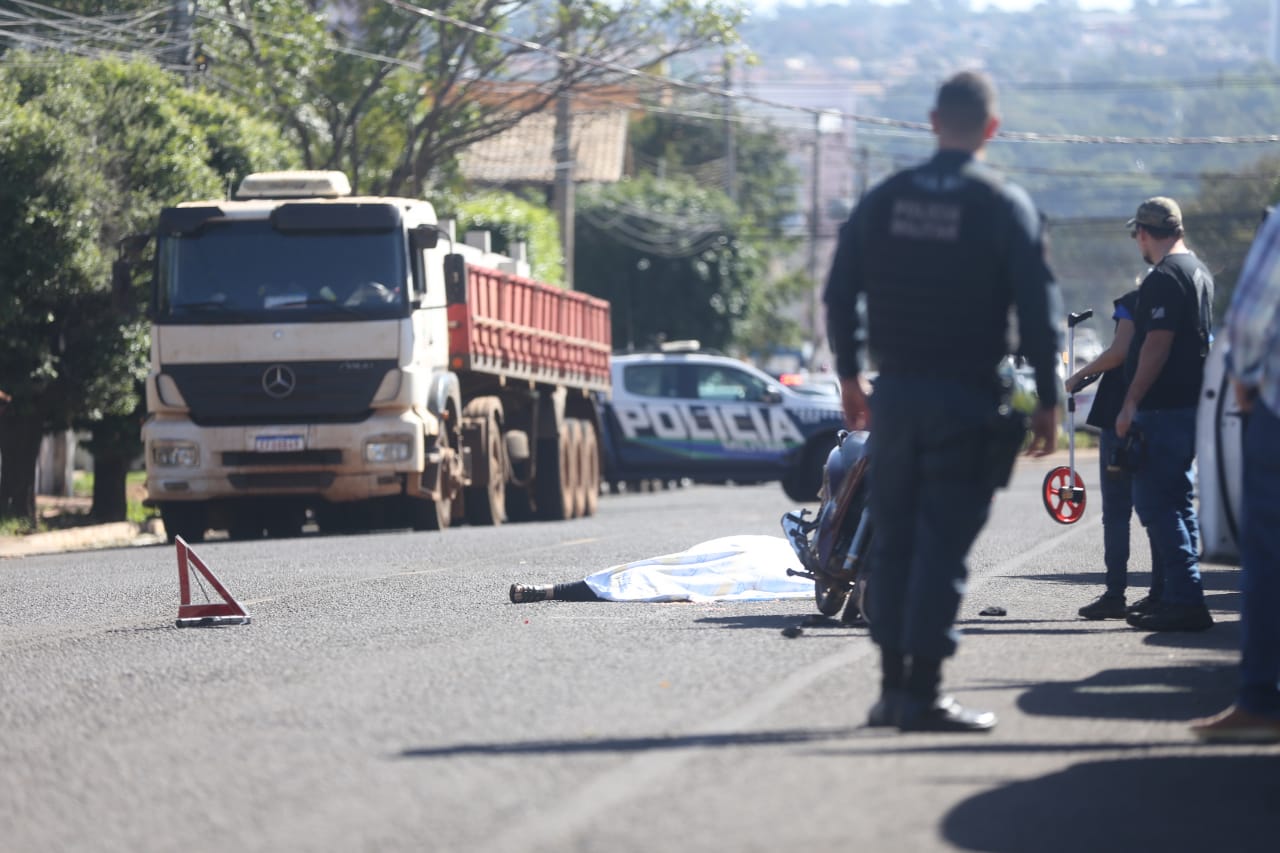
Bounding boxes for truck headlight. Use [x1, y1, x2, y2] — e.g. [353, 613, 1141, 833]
[151, 441, 200, 468]
[364, 436, 413, 463]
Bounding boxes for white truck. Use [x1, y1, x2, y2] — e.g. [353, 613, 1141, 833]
[143, 171, 611, 541]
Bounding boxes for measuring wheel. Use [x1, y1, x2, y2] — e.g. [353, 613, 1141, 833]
[1042, 466, 1087, 524]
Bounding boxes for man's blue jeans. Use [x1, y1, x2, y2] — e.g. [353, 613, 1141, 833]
[1239, 400, 1280, 716]
[1131, 408, 1204, 607]
[1097, 428, 1135, 598]
[866, 376, 998, 661]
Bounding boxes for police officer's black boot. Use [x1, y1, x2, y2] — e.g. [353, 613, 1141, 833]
[896, 656, 997, 733]
[867, 649, 906, 727]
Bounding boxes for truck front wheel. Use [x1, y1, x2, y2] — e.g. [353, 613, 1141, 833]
[462, 397, 506, 526]
[160, 502, 207, 544]
[408, 494, 450, 531]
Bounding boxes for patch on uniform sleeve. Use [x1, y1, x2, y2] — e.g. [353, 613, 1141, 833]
[889, 199, 962, 241]
[1151, 306, 1165, 319]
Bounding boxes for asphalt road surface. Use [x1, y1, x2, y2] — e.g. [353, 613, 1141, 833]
[2, 450, 1276, 853]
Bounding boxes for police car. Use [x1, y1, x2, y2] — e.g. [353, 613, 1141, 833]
[599, 346, 847, 502]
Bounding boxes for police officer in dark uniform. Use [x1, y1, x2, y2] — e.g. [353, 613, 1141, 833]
[823, 71, 1062, 732]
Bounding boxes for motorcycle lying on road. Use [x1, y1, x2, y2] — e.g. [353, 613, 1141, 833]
[781, 429, 873, 626]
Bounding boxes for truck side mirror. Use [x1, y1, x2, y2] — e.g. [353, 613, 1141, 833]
[112, 233, 151, 315]
[410, 225, 440, 252]
[111, 260, 133, 311]
[444, 253, 468, 304]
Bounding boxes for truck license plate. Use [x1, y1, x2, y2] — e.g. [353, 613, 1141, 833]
[255, 434, 305, 453]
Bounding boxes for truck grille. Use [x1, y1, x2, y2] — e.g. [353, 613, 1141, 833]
[228, 472, 337, 490]
[163, 360, 396, 427]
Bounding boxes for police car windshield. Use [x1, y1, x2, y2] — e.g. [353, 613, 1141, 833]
[623, 361, 777, 402]
[155, 219, 408, 323]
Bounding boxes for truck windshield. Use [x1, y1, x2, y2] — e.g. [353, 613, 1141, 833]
[155, 219, 408, 323]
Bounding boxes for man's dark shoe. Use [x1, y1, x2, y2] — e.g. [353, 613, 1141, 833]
[509, 583, 553, 603]
[866, 690, 903, 727]
[1126, 595, 1159, 617]
[1129, 602, 1213, 632]
[1079, 594, 1127, 620]
[897, 695, 997, 733]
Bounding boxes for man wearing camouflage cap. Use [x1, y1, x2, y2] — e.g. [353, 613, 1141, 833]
[1116, 196, 1215, 632]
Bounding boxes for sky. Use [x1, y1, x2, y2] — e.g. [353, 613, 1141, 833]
[750, 1, 1135, 13]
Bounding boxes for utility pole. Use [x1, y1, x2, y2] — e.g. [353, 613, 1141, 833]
[169, 0, 196, 81]
[552, 1, 576, 290]
[723, 54, 737, 205]
[553, 86, 575, 290]
[808, 111, 823, 366]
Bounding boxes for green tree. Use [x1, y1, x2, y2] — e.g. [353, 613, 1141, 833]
[439, 190, 564, 285]
[622, 111, 804, 353]
[196, 0, 745, 196]
[574, 174, 764, 351]
[0, 55, 296, 525]
[0, 82, 110, 524]
[1186, 156, 1280, 317]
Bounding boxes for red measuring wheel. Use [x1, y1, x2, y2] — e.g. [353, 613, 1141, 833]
[1042, 466, 1087, 524]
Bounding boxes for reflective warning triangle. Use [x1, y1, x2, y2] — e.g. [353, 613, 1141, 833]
[175, 536, 251, 627]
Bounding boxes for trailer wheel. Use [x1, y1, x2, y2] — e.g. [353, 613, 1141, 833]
[568, 419, 587, 519]
[535, 421, 575, 520]
[463, 397, 507, 526]
[581, 421, 600, 517]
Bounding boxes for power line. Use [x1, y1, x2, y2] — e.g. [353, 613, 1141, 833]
[7, 1, 1280, 149]
[377, 0, 1280, 147]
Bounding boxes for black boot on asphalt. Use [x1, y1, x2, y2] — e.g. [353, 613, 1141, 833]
[866, 690, 903, 727]
[1079, 594, 1127, 620]
[1126, 595, 1159, 617]
[897, 695, 997, 733]
[509, 583, 554, 603]
[1128, 602, 1213, 632]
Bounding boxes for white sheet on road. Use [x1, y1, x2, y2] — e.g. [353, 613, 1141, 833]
[582, 534, 813, 602]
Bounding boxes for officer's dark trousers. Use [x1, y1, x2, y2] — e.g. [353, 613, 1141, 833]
[867, 376, 999, 661]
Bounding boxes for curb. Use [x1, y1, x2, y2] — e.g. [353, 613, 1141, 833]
[0, 521, 164, 559]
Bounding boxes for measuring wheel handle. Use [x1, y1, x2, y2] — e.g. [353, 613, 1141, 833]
[1042, 465, 1087, 524]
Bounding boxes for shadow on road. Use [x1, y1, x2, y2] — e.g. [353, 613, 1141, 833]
[1015, 662, 1236, 722]
[941, 754, 1280, 853]
[1007, 567, 1239, 594]
[398, 726, 860, 759]
[694, 613, 844, 631]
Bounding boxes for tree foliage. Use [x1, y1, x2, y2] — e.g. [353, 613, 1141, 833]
[439, 190, 565, 285]
[196, 0, 745, 196]
[575, 173, 765, 351]
[0, 55, 295, 524]
[605, 109, 804, 353]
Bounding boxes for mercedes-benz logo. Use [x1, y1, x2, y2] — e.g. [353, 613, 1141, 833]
[261, 364, 296, 399]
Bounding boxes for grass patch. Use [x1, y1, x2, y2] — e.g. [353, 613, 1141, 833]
[0, 516, 35, 536]
[64, 470, 156, 525]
